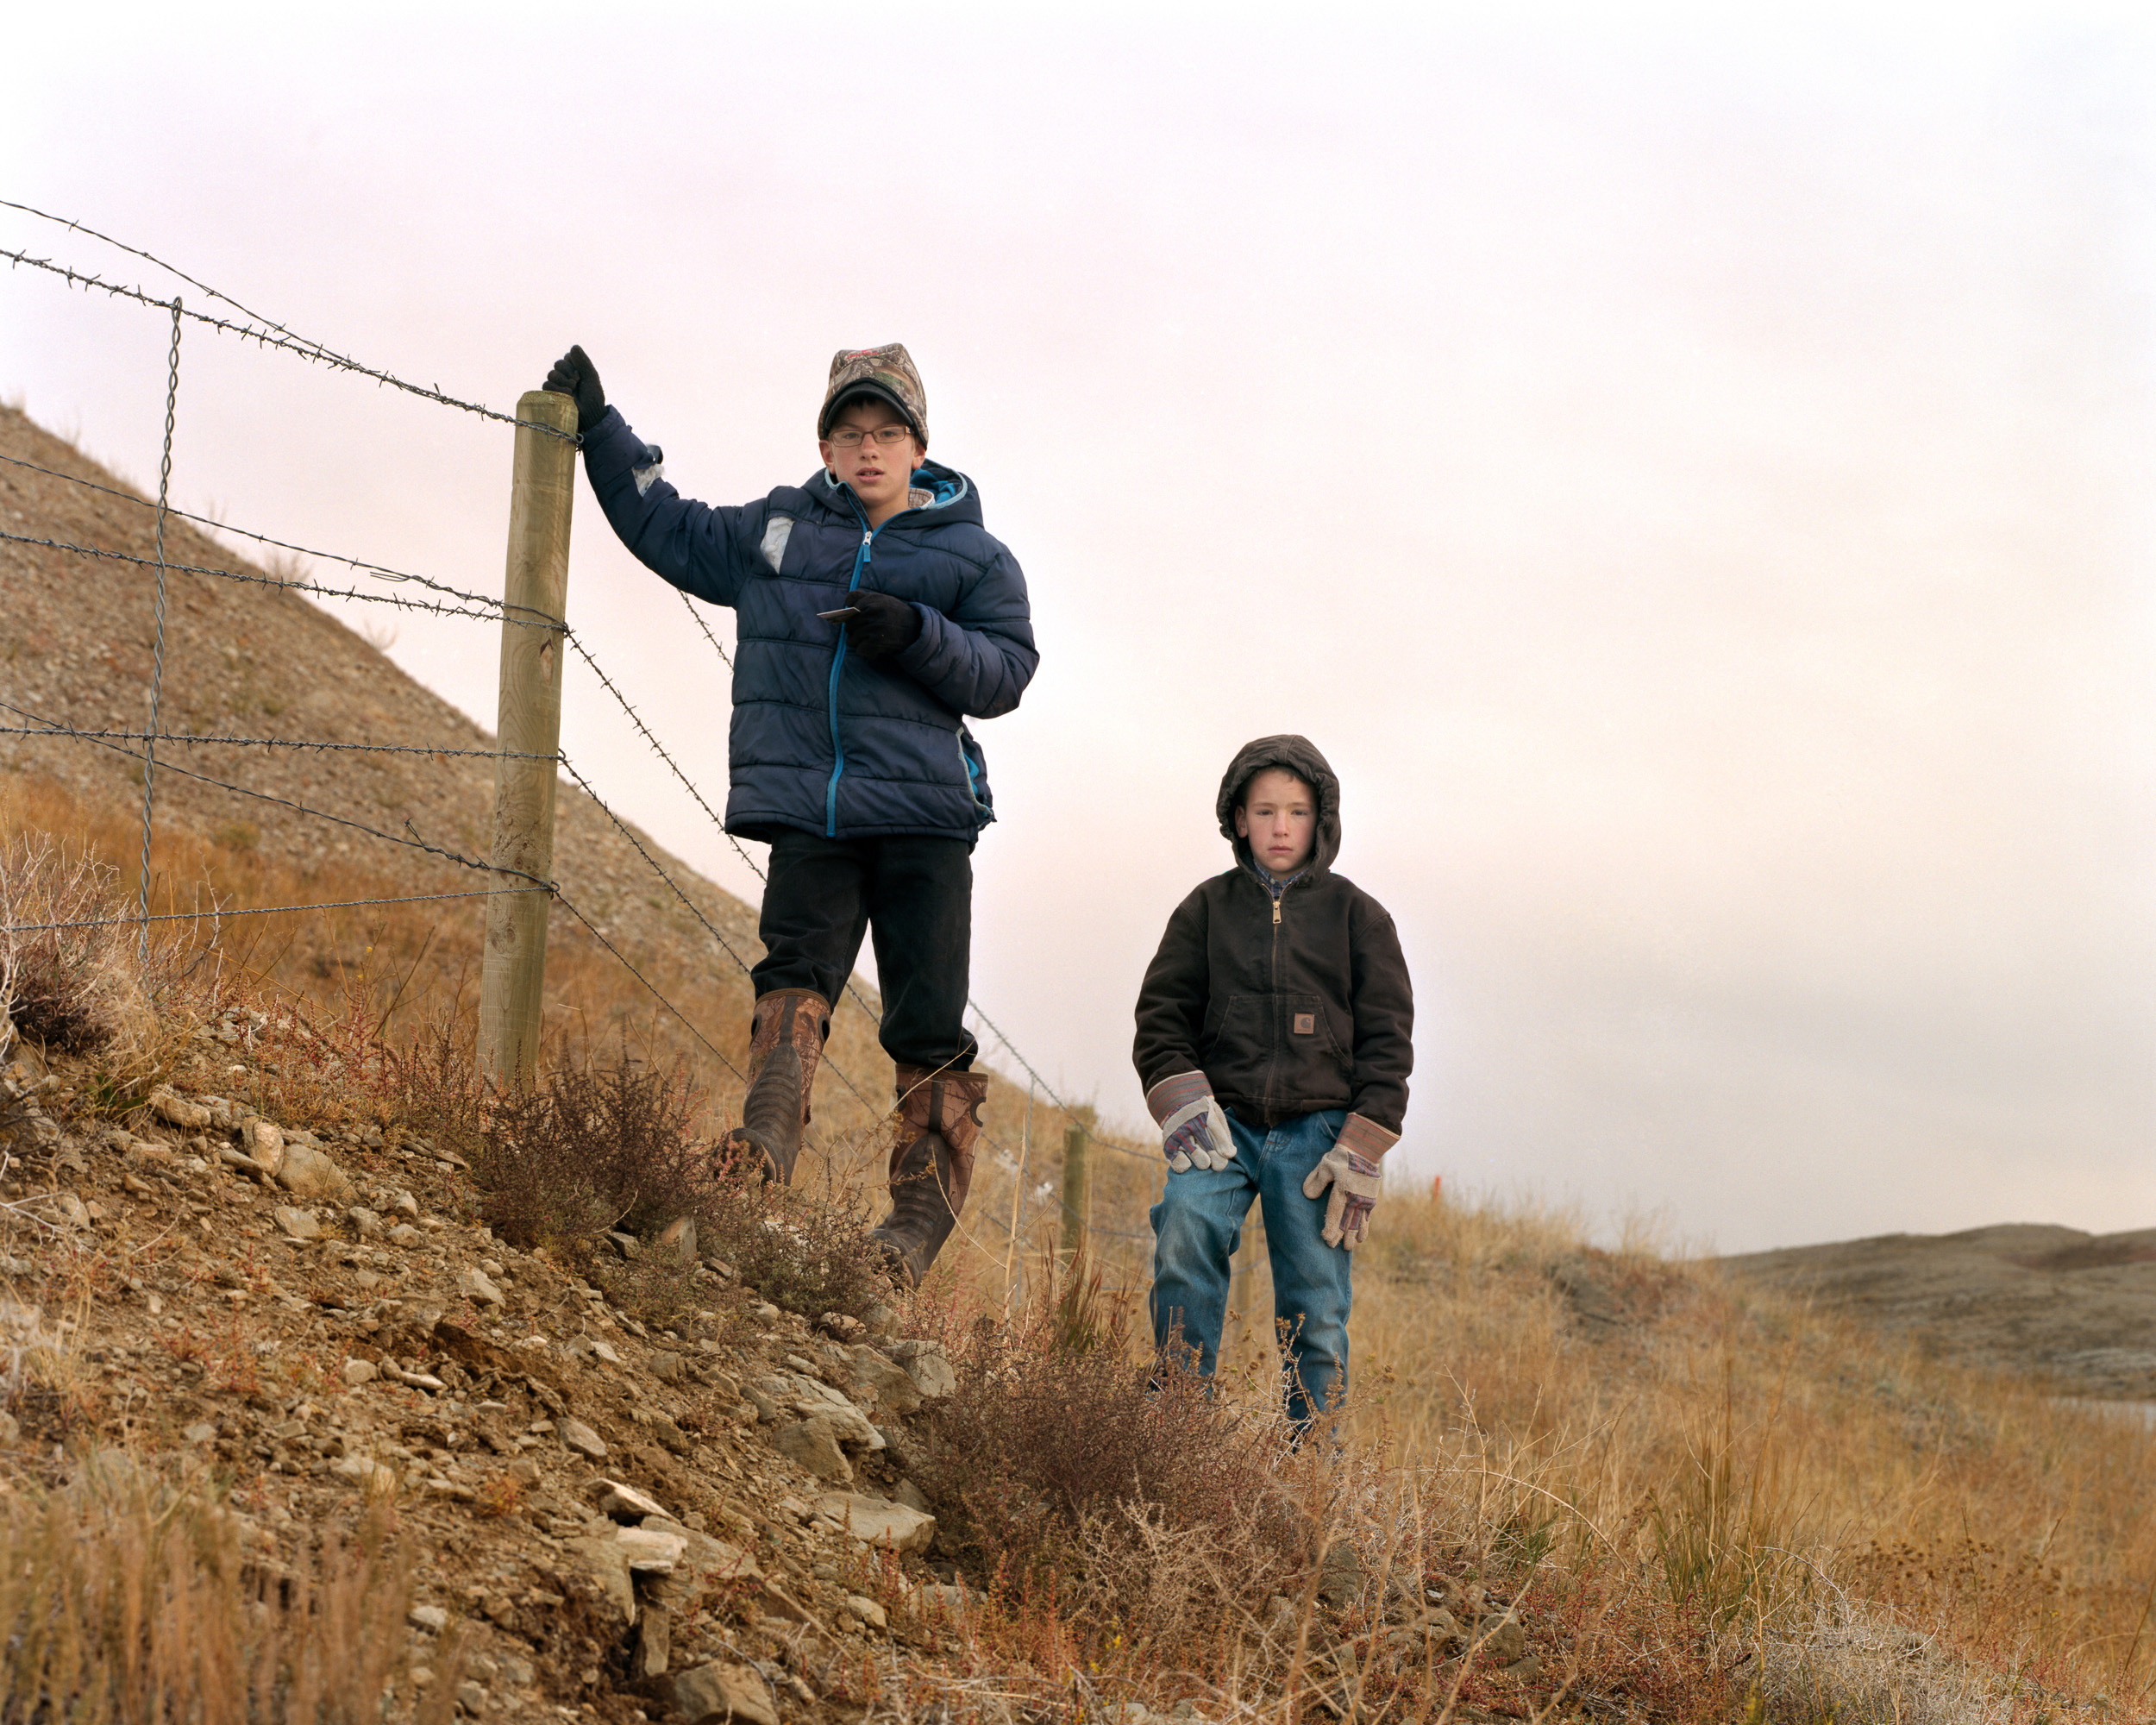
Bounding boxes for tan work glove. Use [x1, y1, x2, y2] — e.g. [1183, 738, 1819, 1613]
[1145, 1071, 1238, 1173]
[1301, 1113, 1399, 1249]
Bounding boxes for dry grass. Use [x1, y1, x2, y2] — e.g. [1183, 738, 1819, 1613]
[0, 1455, 458, 1724]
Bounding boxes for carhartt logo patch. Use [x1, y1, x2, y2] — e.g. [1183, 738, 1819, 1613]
[1293, 1013, 1315, 1036]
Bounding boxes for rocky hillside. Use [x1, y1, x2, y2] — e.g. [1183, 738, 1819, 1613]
[0, 1019, 969, 1723]
[1721, 1223, 2156, 1400]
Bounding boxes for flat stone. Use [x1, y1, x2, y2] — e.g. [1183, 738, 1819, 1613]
[816, 1490, 936, 1555]
[408, 1603, 448, 1633]
[617, 1526, 686, 1572]
[457, 1267, 505, 1308]
[641, 1519, 761, 1584]
[772, 1416, 851, 1484]
[592, 1478, 667, 1521]
[507, 1458, 542, 1485]
[276, 1142, 350, 1201]
[148, 1087, 210, 1130]
[342, 1358, 378, 1387]
[347, 1207, 383, 1236]
[559, 1419, 607, 1459]
[272, 1207, 321, 1241]
[184, 1421, 218, 1444]
[674, 1661, 778, 1725]
[385, 1224, 423, 1247]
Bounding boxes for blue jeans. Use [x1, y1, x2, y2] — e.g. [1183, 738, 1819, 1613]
[1149, 1108, 1351, 1429]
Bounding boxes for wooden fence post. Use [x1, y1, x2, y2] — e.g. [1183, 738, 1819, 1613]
[1060, 1122, 1089, 1259]
[478, 390, 579, 1090]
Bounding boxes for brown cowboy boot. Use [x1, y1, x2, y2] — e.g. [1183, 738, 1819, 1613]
[724, 988, 830, 1184]
[868, 1064, 987, 1289]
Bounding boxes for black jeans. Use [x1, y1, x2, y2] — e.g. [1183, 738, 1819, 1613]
[749, 830, 977, 1074]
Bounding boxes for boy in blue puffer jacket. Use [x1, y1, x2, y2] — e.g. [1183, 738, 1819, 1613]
[541, 343, 1037, 1288]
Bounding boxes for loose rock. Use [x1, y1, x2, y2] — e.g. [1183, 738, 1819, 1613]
[773, 1416, 851, 1484]
[241, 1119, 285, 1176]
[816, 1490, 937, 1555]
[559, 1418, 608, 1460]
[457, 1266, 505, 1308]
[149, 1087, 210, 1131]
[342, 1358, 379, 1387]
[674, 1661, 778, 1725]
[593, 1478, 667, 1521]
[276, 1142, 350, 1201]
[273, 1207, 321, 1242]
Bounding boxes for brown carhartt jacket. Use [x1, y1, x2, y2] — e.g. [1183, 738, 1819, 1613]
[1133, 737, 1413, 1133]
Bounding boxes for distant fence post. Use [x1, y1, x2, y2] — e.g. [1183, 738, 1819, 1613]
[1060, 1122, 1089, 1258]
[478, 390, 579, 1090]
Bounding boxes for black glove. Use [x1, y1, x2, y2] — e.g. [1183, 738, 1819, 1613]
[541, 344, 606, 434]
[844, 589, 924, 662]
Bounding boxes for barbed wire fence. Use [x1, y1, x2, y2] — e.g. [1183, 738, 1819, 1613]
[0, 208, 1162, 1270]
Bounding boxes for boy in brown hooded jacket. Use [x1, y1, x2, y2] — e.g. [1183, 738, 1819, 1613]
[1133, 736, 1413, 1428]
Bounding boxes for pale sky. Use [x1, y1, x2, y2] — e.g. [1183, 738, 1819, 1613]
[7, 2, 2155, 1252]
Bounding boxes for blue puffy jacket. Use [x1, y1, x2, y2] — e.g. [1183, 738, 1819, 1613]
[580, 406, 1037, 846]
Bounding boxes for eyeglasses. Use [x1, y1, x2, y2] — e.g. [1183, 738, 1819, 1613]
[825, 425, 915, 448]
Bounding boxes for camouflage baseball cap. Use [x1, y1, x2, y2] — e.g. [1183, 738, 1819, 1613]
[819, 343, 929, 447]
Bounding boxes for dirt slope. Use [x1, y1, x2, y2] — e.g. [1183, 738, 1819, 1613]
[1720, 1223, 2156, 1398]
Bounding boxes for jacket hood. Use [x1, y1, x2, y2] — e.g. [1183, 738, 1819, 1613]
[809, 458, 981, 528]
[1215, 734, 1342, 877]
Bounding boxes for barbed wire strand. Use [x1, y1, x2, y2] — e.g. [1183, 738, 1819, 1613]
[1, 236, 576, 444]
[0, 450, 552, 624]
[4, 887, 542, 938]
[0, 527, 531, 628]
[0, 697, 550, 891]
[0, 724, 554, 762]
[548, 892, 743, 1084]
[136, 297, 180, 967]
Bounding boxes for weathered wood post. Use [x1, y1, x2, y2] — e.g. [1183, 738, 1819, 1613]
[1059, 1121, 1089, 1259]
[478, 389, 579, 1090]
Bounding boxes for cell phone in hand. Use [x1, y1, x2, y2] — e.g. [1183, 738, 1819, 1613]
[818, 606, 860, 621]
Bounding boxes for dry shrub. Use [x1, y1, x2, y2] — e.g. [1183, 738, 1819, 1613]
[472, 1058, 703, 1264]
[921, 1252, 1307, 1615]
[0, 829, 154, 1058]
[471, 1057, 887, 1324]
[0, 1452, 457, 1723]
[703, 1167, 889, 1323]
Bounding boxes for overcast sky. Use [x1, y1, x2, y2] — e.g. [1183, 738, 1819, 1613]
[7, 3, 2155, 1252]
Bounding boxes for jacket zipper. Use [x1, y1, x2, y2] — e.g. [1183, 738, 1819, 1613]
[823, 526, 874, 836]
[1264, 876, 1284, 1121]
[821, 480, 931, 837]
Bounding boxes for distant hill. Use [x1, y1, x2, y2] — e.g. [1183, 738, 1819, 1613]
[1720, 1222, 2156, 1399]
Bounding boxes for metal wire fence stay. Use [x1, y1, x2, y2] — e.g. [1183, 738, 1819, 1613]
[135, 295, 181, 964]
